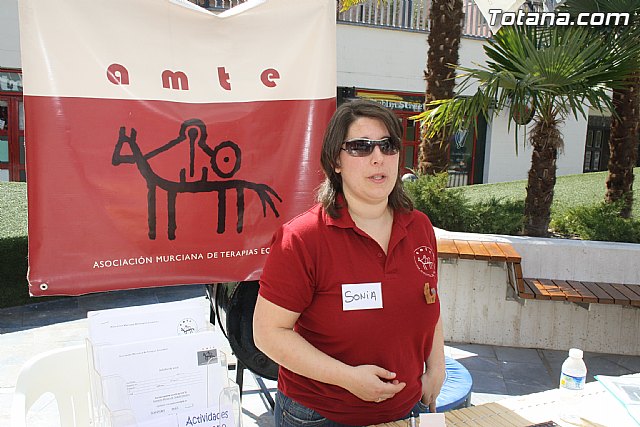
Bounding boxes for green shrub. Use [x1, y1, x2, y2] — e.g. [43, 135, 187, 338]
[405, 174, 525, 235]
[1, 182, 32, 308]
[0, 235, 32, 308]
[467, 197, 525, 235]
[405, 174, 472, 231]
[551, 201, 640, 243]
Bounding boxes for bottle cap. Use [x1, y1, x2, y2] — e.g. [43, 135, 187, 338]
[569, 348, 583, 358]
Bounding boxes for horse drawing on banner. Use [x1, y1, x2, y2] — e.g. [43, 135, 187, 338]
[112, 118, 282, 240]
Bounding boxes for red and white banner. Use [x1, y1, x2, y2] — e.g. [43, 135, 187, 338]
[19, 0, 336, 296]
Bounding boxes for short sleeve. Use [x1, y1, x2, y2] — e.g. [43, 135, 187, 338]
[258, 224, 316, 313]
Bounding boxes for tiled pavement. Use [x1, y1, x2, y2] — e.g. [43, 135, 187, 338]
[1, 285, 639, 426]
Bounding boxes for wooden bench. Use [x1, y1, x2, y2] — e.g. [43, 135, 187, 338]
[437, 238, 524, 301]
[437, 238, 522, 264]
[437, 238, 640, 308]
[519, 278, 640, 307]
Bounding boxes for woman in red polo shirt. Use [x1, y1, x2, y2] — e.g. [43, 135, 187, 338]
[254, 99, 445, 426]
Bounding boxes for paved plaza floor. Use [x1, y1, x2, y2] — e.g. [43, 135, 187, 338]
[2, 284, 639, 426]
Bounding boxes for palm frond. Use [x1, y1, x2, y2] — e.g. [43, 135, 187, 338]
[412, 23, 638, 154]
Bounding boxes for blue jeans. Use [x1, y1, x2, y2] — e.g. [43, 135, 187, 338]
[274, 391, 431, 427]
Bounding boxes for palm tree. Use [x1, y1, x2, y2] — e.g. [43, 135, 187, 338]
[413, 25, 639, 236]
[560, 0, 640, 218]
[418, 0, 463, 176]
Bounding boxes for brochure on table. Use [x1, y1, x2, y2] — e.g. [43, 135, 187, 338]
[86, 298, 240, 427]
[596, 374, 640, 426]
[87, 298, 211, 345]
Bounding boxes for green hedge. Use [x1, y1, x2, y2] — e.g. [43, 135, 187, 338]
[0, 182, 32, 308]
[405, 174, 525, 235]
[0, 235, 32, 308]
[551, 201, 640, 243]
[406, 172, 640, 243]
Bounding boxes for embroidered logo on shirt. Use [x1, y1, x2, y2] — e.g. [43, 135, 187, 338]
[414, 246, 436, 277]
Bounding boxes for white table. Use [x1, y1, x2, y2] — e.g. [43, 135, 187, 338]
[444, 374, 640, 427]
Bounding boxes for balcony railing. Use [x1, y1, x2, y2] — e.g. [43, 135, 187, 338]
[190, 0, 563, 39]
[190, 0, 243, 10]
[338, 0, 493, 38]
[190, 0, 493, 39]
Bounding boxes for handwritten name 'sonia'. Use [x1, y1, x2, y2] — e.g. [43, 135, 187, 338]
[344, 290, 378, 304]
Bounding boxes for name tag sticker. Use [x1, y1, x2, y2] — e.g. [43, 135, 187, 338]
[342, 282, 383, 311]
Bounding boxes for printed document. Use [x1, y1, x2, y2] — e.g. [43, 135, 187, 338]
[88, 297, 210, 345]
[596, 374, 640, 425]
[92, 331, 227, 426]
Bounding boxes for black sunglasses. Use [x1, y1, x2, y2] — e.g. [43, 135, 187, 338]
[341, 138, 400, 157]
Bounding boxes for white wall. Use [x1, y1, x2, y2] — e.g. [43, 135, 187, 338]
[457, 37, 489, 93]
[484, 111, 588, 183]
[337, 24, 428, 92]
[0, 0, 20, 68]
[337, 24, 489, 93]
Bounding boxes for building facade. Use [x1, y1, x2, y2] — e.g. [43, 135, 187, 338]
[1, 0, 24, 181]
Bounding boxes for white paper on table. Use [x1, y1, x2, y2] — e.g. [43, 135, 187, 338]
[88, 297, 210, 345]
[93, 331, 228, 425]
[596, 374, 640, 425]
[597, 374, 640, 406]
[419, 413, 445, 427]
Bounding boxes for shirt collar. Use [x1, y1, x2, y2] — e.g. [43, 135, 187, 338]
[323, 193, 413, 230]
[323, 193, 354, 229]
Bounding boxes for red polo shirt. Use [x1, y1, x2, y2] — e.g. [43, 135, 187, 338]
[259, 202, 439, 426]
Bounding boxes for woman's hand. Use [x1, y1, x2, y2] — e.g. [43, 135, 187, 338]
[343, 365, 406, 403]
[420, 364, 445, 412]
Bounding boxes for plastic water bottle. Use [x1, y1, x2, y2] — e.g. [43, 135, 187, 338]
[559, 348, 587, 424]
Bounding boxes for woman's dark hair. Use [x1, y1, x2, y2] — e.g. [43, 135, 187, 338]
[317, 99, 413, 218]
